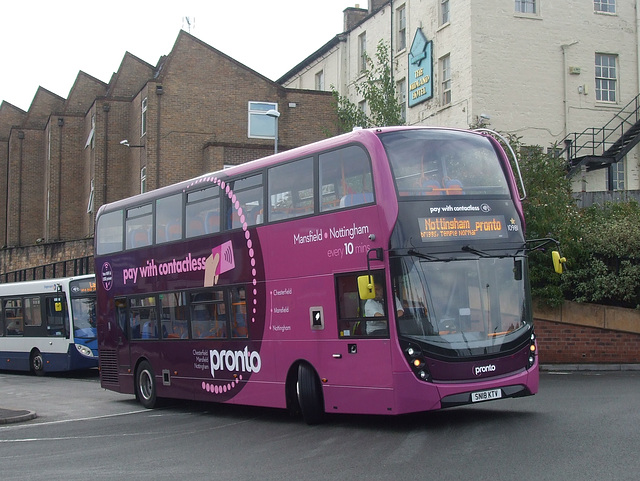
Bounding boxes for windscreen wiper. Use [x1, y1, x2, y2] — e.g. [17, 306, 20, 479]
[461, 245, 489, 257]
[407, 249, 438, 261]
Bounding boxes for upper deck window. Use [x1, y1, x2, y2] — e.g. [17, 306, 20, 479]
[126, 204, 153, 249]
[319, 145, 373, 212]
[96, 210, 124, 255]
[381, 130, 510, 198]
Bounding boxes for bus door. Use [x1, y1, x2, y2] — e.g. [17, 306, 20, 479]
[323, 273, 395, 413]
[22, 296, 47, 339]
[114, 298, 133, 374]
[43, 295, 69, 338]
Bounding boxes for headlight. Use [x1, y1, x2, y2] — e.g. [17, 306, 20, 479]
[75, 344, 94, 358]
[402, 342, 431, 382]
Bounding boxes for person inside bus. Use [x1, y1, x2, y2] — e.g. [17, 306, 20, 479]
[130, 312, 142, 339]
[364, 283, 404, 335]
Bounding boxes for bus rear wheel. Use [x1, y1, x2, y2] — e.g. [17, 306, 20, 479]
[135, 360, 157, 409]
[30, 350, 45, 376]
[296, 363, 324, 425]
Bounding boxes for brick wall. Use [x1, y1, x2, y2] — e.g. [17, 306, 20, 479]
[534, 301, 640, 364]
[536, 319, 640, 364]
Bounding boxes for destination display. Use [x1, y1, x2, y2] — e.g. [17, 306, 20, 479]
[418, 215, 508, 242]
[70, 279, 97, 295]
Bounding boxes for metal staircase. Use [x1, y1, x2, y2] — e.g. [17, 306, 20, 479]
[564, 93, 640, 177]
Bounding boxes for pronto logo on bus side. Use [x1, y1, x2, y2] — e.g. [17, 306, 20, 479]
[209, 347, 262, 378]
[474, 364, 496, 376]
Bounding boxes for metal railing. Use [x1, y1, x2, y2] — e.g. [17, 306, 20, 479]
[562, 93, 640, 165]
[0, 256, 94, 284]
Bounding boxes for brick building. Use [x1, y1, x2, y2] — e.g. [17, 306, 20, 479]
[0, 31, 339, 272]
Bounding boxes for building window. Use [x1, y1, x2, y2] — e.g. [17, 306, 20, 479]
[397, 78, 406, 122]
[87, 179, 94, 214]
[610, 160, 624, 190]
[315, 70, 324, 90]
[141, 97, 147, 137]
[595, 54, 617, 102]
[515, 0, 536, 14]
[440, 0, 450, 25]
[358, 100, 367, 116]
[397, 5, 406, 51]
[358, 32, 367, 72]
[85, 114, 95, 150]
[140, 166, 147, 193]
[440, 54, 451, 106]
[248, 101, 278, 139]
[594, 0, 615, 13]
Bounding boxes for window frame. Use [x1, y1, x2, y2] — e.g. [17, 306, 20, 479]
[315, 70, 325, 90]
[247, 101, 278, 139]
[358, 32, 367, 73]
[515, 0, 537, 14]
[594, 0, 615, 14]
[141, 97, 148, 138]
[440, 0, 450, 26]
[440, 54, 452, 106]
[595, 53, 617, 103]
[396, 4, 407, 51]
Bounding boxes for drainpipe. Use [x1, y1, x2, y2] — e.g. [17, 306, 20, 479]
[17, 130, 24, 246]
[390, 0, 394, 85]
[561, 41, 578, 138]
[637, 0, 640, 93]
[57, 117, 64, 241]
[156, 84, 163, 189]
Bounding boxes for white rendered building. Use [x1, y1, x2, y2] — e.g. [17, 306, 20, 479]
[279, 0, 640, 193]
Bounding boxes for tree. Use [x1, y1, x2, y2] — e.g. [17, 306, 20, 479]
[331, 40, 405, 132]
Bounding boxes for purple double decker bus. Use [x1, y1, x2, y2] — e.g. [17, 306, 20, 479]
[95, 126, 542, 424]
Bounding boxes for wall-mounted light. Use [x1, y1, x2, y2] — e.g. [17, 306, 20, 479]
[120, 139, 145, 148]
[477, 113, 491, 126]
[265, 109, 280, 154]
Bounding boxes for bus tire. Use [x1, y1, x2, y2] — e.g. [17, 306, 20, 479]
[296, 363, 324, 425]
[135, 360, 157, 409]
[30, 350, 45, 376]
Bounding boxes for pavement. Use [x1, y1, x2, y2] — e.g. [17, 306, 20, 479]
[0, 407, 37, 425]
[1, 364, 638, 425]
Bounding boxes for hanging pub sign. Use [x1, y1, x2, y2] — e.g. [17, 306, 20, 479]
[408, 28, 433, 107]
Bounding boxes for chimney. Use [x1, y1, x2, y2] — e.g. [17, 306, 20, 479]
[369, 0, 387, 14]
[343, 6, 368, 32]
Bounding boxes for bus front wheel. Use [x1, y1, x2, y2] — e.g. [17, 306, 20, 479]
[296, 363, 324, 425]
[30, 350, 45, 376]
[135, 360, 157, 409]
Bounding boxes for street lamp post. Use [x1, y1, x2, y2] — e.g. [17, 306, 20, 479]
[265, 109, 280, 154]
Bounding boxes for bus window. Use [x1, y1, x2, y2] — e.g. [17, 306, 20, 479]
[24, 297, 42, 327]
[230, 174, 263, 229]
[156, 193, 184, 243]
[96, 209, 124, 255]
[191, 291, 227, 339]
[130, 296, 158, 340]
[230, 287, 248, 338]
[382, 129, 510, 197]
[336, 274, 364, 338]
[45, 296, 69, 337]
[4, 299, 23, 336]
[159, 292, 188, 339]
[268, 157, 314, 221]
[186, 186, 219, 238]
[126, 204, 153, 249]
[319, 145, 373, 212]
